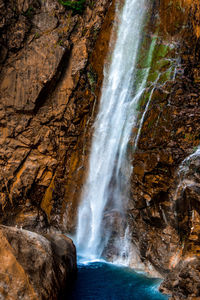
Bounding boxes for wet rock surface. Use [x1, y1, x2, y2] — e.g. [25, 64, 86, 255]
[0, 225, 77, 300]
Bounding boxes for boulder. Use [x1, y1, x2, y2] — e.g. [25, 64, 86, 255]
[0, 225, 77, 299]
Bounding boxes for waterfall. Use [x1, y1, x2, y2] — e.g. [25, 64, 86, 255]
[76, 0, 150, 261]
[175, 146, 200, 201]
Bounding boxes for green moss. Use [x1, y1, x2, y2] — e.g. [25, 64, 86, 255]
[87, 68, 97, 93]
[147, 70, 159, 83]
[154, 43, 169, 60]
[154, 58, 171, 72]
[88, 0, 95, 9]
[136, 91, 151, 112]
[22, 6, 34, 17]
[133, 34, 158, 93]
[158, 68, 173, 83]
[58, 0, 86, 14]
[58, 39, 64, 46]
[34, 32, 40, 39]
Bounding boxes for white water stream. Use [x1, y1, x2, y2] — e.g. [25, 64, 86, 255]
[76, 0, 152, 262]
[175, 146, 200, 200]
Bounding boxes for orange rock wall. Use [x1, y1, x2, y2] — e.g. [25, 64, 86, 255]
[0, 0, 113, 232]
[1, 0, 200, 298]
[129, 0, 200, 297]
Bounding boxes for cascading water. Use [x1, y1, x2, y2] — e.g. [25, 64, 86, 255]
[173, 146, 200, 250]
[175, 146, 200, 200]
[76, 0, 154, 261]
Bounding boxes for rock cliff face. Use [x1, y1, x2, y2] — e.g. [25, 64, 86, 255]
[1, 0, 200, 299]
[0, 0, 113, 232]
[129, 0, 200, 298]
[0, 0, 113, 298]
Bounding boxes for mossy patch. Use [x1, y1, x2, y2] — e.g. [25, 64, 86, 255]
[58, 0, 86, 14]
[87, 67, 97, 93]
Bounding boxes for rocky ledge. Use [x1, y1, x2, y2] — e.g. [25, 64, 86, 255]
[0, 225, 77, 299]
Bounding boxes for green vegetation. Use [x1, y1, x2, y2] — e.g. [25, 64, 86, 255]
[88, 0, 95, 9]
[23, 6, 34, 17]
[58, 0, 86, 14]
[87, 68, 97, 93]
[58, 39, 64, 46]
[135, 91, 150, 112]
[34, 32, 40, 39]
[193, 146, 199, 152]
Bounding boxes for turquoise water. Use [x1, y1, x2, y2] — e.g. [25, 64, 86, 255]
[67, 260, 169, 300]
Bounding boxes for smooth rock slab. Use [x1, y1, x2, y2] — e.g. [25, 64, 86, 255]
[0, 32, 65, 111]
[32, 13, 58, 32]
[0, 225, 77, 300]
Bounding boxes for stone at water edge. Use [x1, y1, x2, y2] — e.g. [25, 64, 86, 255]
[0, 225, 77, 300]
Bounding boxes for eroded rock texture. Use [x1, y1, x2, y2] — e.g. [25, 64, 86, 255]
[0, 0, 113, 232]
[1, 0, 200, 299]
[0, 1, 113, 298]
[128, 0, 200, 298]
[0, 225, 76, 299]
[160, 257, 200, 299]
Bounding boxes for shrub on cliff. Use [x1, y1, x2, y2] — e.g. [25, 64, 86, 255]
[58, 0, 86, 14]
